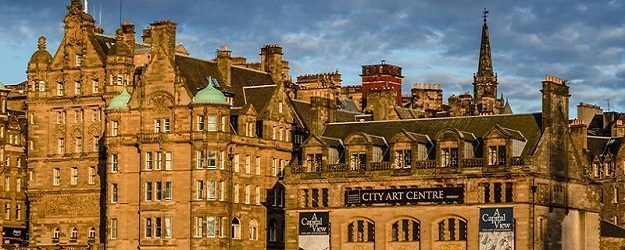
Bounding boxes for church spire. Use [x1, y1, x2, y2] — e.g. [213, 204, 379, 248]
[477, 8, 494, 77]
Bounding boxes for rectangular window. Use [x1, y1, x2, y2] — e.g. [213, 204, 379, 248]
[76, 55, 83, 67]
[207, 151, 216, 169]
[255, 186, 261, 205]
[234, 154, 240, 172]
[505, 182, 513, 202]
[155, 152, 162, 170]
[494, 183, 502, 203]
[155, 218, 162, 238]
[92, 80, 99, 94]
[71, 167, 78, 185]
[245, 185, 251, 204]
[92, 108, 101, 122]
[164, 217, 172, 238]
[53, 168, 60, 186]
[196, 150, 204, 169]
[221, 115, 227, 132]
[155, 181, 162, 201]
[208, 115, 217, 131]
[57, 83, 64, 96]
[89, 166, 96, 184]
[3, 203, 9, 220]
[38, 81, 45, 92]
[111, 121, 119, 136]
[75, 81, 82, 95]
[245, 155, 251, 174]
[75, 137, 82, 153]
[111, 154, 119, 172]
[165, 152, 172, 170]
[4, 177, 9, 191]
[165, 181, 172, 200]
[255, 156, 261, 175]
[93, 136, 99, 151]
[272, 158, 277, 176]
[197, 115, 204, 131]
[15, 204, 21, 221]
[154, 119, 161, 133]
[145, 218, 153, 238]
[57, 138, 65, 154]
[111, 183, 118, 203]
[219, 151, 225, 170]
[234, 184, 240, 203]
[16, 178, 21, 192]
[145, 152, 153, 170]
[145, 182, 153, 201]
[208, 181, 216, 200]
[196, 217, 204, 237]
[207, 216, 216, 238]
[74, 110, 83, 123]
[163, 118, 170, 132]
[219, 181, 225, 201]
[196, 180, 204, 200]
[440, 148, 458, 168]
[111, 219, 118, 239]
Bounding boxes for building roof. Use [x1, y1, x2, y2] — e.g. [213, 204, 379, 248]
[107, 89, 131, 110]
[322, 113, 543, 157]
[601, 220, 625, 238]
[192, 76, 228, 105]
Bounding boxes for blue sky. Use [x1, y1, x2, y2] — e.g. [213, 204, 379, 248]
[2, 0, 625, 116]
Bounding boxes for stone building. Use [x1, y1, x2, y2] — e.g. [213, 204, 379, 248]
[284, 75, 600, 250]
[23, 1, 304, 249]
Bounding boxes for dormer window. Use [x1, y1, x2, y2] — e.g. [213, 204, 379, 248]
[488, 146, 506, 166]
[394, 150, 411, 169]
[441, 147, 458, 168]
[349, 152, 366, 171]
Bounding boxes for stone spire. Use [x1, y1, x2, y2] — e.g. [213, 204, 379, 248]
[477, 8, 494, 77]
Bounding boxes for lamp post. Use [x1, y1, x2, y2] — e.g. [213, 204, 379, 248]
[227, 144, 235, 250]
[531, 178, 537, 250]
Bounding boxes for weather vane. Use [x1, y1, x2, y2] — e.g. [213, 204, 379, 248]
[483, 8, 489, 23]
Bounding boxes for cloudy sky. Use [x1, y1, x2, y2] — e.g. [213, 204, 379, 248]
[2, 0, 625, 117]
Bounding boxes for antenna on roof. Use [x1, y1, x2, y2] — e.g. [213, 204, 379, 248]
[99, 5, 102, 27]
[84, 0, 88, 13]
[119, 0, 123, 25]
[606, 98, 611, 111]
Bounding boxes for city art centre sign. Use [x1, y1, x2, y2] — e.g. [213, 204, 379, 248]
[345, 187, 464, 205]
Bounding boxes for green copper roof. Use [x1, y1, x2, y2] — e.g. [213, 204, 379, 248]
[192, 76, 227, 105]
[107, 90, 131, 110]
[0, 82, 5, 90]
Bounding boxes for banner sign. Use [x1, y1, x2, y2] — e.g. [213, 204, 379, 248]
[299, 212, 330, 250]
[2, 227, 26, 245]
[345, 187, 464, 205]
[479, 207, 514, 250]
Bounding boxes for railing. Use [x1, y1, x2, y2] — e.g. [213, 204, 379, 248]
[370, 162, 392, 171]
[413, 160, 437, 169]
[326, 163, 346, 173]
[510, 157, 525, 166]
[463, 158, 483, 167]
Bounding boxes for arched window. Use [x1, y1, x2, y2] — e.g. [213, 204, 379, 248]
[347, 219, 374, 242]
[88, 227, 96, 241]
[249, 219, 258, 240]
[268, 219, 277, 242]
[231, 217, 241, 239]
[390, 218, 420, 242]
[70, 227, 78, 242]
[52, 227, 60, 243]
[437, 217, 467, 241]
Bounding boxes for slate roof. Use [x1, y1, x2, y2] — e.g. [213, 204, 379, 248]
[322, 113, 543, 157]
[587, 136, 622, 157]
[601, 220, 625, 238]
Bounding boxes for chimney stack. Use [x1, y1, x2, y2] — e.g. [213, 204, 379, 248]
[217, 45, 232, 86]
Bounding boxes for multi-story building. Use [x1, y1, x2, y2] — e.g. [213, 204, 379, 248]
[284, 75, 601, 250]
[23, 1, 303, 249]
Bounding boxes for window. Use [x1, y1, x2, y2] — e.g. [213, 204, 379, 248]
[146, 152, 154, 170]
[57, 138, 65, 154]
[437, 217, 467, 241]
[245, 155, 251, 174]
[255, 156, 261, 175]
[4, 176, 9, 191]
[196, 217, 204, 237]
[164, 217, 172, 238]
[155, 218, 162, 238]
[208, 115, 217, 131]
[111, 154, 119, 172]
[71, 227, 78, 242]
[197, 115, 204, 131]
[208, 181, 216, 200]
[92, 80, 99, 94]
[16, 178, 21, 192]
[57, 82, 64, 96]
[76, 54, 83, 67]
[484, 183, 491, 203]
[110, 219, 118, 239]
[494, 183, 502, 203]
[111, 121, 119, 136]
[615, 186, 620, 204]
[53, 168, 61, 186]
[391, 219, 420, 242]
[53, 228, 60, 243]
[505, 182, 513, 202]
[196, 150, 204, 169]
[111, 183, 118, 203]
[165, 181, 172, 200]
[75, 81, 82, 95]
[92, 108, 101, 122]
[245, 185, 251, 204]
[220, 151, 225, 169]
[268, 219, 277, 242]
[155, 181, 162, 201]
[395, 150, 412, 169]
[38, 80, 45, 92]
[74, 110, 83, 123]
[154, 119, 161, 133]
[89, 227, 96, 241]
[145, 182, 153, 201]
[29, 113, 34, 124]
[116, 75, 123, 85]
[165, 152, 172, 170]
[272, 158, 277, 176]
[440, 148, 458, 168]
[219, 181, 225, 201]
[71, 167, 78, 185]
[207, 151, 216, 169]
[207, 217, 216, 238]
[488, 146, 506, 166]
[155, 152, 162, 170]
[89, 166, 96, 184]
[249, 219, 258, 240]
[146, 218, 153, 238]
[15, 204, 21, 220]
[196, 180, 205, 200]
[231, 218, 241, 239]
[1, 203, 9, 222]
[255, 186, 261, 205]
[347, 220, 375, 242]
[234, 184, 240, 203]
[234, 154, 240, 172]
[306, 154, 322, 172]
[93, 136, 99, 151]
[163, 118, 170, 132]
[350, 152, 366, 171]
[221, 115, 227, 132]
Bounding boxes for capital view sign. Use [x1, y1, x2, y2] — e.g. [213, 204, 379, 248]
[344, 187, 464, 205]
[479, 207, 515, 250]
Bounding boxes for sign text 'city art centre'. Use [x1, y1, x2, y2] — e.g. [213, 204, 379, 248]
[345, 187, 464, 205]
